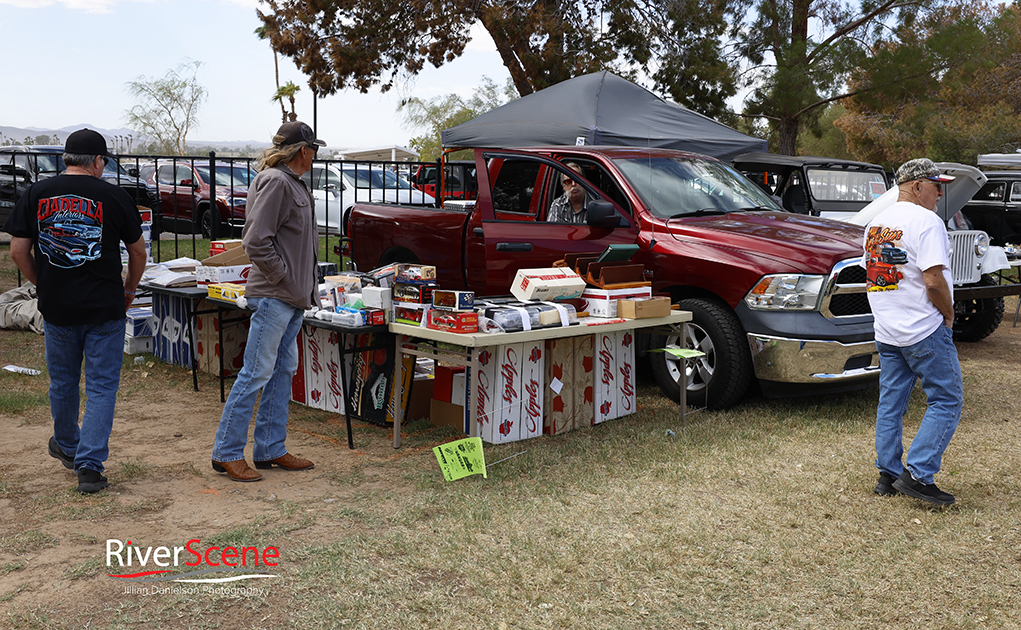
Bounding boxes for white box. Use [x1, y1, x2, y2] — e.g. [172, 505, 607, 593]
[581, 286, 653, 318]
[124, 334, 153, 355]
[520, 340, 544, 440]
[126, 307, 155, 337]
[511, 268, 586, 302]
[451, 371, 467, 407]
[322, 329, 345, 415]
[491, 343, 525, 444]
[594, 331, 618, 423]
[474, 346, 500, 443]
[303, 324, 328, 409]
[616, 330, 637, 418]
[363, 286, 392, 310]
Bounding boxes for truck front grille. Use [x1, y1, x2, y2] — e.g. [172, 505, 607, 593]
[821, 257, 872, 318]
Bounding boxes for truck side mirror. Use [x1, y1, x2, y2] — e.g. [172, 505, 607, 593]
[586, 200, 621, 228]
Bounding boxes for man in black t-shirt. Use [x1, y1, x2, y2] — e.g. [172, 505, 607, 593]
[3, 129, 146, 494]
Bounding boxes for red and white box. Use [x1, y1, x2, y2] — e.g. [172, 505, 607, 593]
[572, 335, 595, 428]
[473, 347, 499, 441]
[616, 330, 637, 418]
[594, 331, 618, 423]
[544, 337, 575, 435]
[581, 286, 653, 318]
[520, 341, 544, 441]
[322, 329, 345, 415]
[511, 268, 586, 302]
[209, 239, 243, 256]
[295, 324, 327, 410]
[426, 309, 479, 334]
[491, 343, 524, 444]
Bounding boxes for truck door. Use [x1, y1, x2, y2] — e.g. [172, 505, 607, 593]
[468, 151, 637, 296]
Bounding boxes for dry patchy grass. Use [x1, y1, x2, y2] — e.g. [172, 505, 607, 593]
[1, 241, 1020, 629]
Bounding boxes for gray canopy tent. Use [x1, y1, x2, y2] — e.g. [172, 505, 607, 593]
[441, 71, 766, 162]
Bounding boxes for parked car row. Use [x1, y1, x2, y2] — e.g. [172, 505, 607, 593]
[0, 145, 161, 228]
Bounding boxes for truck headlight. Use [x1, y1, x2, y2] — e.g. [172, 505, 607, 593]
[974, 233, 989, 257]
[217, 195, 245, 207]
[745, 274, 824, 310]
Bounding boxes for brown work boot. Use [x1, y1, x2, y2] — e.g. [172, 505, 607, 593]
[211, 459, 263, 482]
[254, 453, 315, 471]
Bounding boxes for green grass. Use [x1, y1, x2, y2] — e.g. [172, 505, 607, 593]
[0, 389, 48, 415]
[151, 235, 348, 268]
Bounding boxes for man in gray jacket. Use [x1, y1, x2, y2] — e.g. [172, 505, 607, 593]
[211, 121, 323, 482]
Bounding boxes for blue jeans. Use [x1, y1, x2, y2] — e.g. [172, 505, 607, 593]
[45, 318, 125, 473]
[875, 325, 963, 485]
[212, 297, 303, 463]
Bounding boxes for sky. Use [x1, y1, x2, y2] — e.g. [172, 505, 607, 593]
[0, 0, 510, 151]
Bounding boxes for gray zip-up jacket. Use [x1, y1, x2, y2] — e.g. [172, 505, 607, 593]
[240, 164, 318, 309]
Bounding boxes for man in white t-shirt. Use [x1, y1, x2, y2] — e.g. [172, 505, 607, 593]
[864, 158, 962, 505]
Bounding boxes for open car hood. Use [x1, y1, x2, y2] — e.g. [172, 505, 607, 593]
[846, 163, 986, 226]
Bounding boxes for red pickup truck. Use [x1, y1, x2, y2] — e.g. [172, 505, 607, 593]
[349, 147, 879, 409]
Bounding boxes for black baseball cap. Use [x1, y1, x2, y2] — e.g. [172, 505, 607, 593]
[275, 121, 325, 148]
[64, 129, 115, 158]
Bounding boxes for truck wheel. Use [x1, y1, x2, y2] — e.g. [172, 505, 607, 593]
[649, 297, 752, 410]
[953, 275, 1004, 342]
[200, 207, 221, 239]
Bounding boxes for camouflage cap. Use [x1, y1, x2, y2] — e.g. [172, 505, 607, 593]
[895, 158, 955, 185]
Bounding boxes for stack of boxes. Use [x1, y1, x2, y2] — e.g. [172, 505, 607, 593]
[124, 306, 155, 355]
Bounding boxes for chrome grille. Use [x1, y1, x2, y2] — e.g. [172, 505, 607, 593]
[948, 231, 982, 284]
[820, 257, 872, 318]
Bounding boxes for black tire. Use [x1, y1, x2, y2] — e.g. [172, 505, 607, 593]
[953, 274, 1004, 342]
[649, 297, 753, 410]
[200, 206, 220, 239]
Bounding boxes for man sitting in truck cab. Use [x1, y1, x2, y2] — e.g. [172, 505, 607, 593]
[547, 162, 591, 223]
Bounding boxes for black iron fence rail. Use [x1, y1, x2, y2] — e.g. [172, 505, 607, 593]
[2, 149, 477, 269]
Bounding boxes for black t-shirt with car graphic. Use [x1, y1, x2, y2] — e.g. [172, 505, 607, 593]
[4, 174, 142, 326]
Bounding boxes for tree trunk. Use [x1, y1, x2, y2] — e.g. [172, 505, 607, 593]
[776, 116, 799, 155]
[477, 10, 533, 96]
[276, 53, 287, 124]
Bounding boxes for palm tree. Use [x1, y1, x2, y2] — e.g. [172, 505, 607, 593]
[272, 82, 302, 123]
[255, 26, 287, 124]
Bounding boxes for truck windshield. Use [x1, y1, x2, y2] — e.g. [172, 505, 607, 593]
[613, 156, 780, 218]
[806, 168, 887, 202]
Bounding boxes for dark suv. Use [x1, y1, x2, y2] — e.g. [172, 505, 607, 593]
[137, 161, 248, 238]
[0, 146, 161, 228]
[732, 153, 890, 219]
[960, 172, 1021, 245]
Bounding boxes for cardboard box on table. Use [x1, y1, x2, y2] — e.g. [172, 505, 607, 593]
[594, 330, 619, 423]
[195, 247, 252, 286]
[616, 330, 637, 418]
[194, 306, 249, 378]
[572, 334, 595, 428]
[581, 286, 653, 318]
[152, 291, 194, 368]
[543, 337, 575, 435]
[473, 347, 499, 442]
[292, 324, 351, 415]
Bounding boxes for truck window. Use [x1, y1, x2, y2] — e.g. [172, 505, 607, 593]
[806, 168, 887, 202]
[975, 182, 1005, 202]
[490, 159, 542, 216]
[1011, 182, 1021, 203]
[543, 160, 631, 221]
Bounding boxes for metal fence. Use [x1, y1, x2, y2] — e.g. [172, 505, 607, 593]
[2, 148, 478, 268]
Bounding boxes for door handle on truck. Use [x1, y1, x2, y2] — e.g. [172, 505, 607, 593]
[473, 228, 484, 236]
[496, 242, 533, 252]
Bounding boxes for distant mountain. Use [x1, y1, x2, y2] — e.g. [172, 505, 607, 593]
[0, 124, 270, 152]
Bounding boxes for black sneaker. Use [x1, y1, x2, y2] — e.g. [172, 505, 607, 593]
[892, 470, 955, 506]
[874, 471, 899, 496]
[48, 437, 75, 470]
[76, 469, 109, 494]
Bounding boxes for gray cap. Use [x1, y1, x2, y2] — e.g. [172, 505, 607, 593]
[275, 121, 325, 148]
[896, 158, 955, 185]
